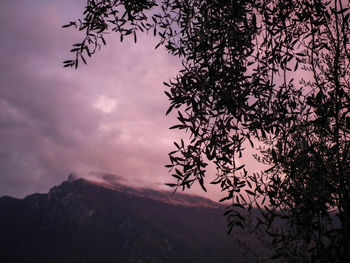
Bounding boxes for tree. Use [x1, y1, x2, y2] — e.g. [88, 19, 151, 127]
[64, 0, 350, 261]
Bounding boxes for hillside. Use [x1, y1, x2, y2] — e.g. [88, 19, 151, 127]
[0, 176, 257, 263]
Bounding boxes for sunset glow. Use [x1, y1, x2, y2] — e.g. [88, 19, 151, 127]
[0, 0, 261, 201]
[0, 0, 182, 197]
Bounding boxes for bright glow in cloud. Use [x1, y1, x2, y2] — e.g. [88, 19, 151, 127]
[93, 96, 117, 113]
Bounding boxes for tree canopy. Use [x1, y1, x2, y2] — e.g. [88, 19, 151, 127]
[64, 0, 350, 261]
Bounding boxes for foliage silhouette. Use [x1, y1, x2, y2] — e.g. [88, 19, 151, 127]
[64, 0, 350, 261]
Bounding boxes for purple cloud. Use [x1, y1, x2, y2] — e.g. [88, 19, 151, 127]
[0, 0, 186, 197]
[1, 0, 253, 202]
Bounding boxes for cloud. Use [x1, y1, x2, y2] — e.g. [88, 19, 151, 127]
[0, 0, 245, 202]
[0, 0, 184, 198]
[93, 96, 118, 114]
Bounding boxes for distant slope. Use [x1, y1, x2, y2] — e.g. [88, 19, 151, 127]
[0, 177, 256, 263]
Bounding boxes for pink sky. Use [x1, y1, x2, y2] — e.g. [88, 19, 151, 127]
[0, 0, 237, 201]
[0, 0, 273, 203]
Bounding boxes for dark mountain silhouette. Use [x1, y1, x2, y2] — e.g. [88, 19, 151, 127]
[0, 176, 258, 263]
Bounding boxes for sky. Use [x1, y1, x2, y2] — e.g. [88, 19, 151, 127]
[0, 0, 266, 202]
[0, 0, 190, 198]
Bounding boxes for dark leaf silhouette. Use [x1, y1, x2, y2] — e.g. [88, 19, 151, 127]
[65, 0, 350, 261]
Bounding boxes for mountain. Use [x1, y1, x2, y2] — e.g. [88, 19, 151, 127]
[0, 176, 257, 263]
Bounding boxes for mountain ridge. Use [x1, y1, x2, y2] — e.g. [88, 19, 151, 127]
[0, 175, 256, 263]
[63, 174, 222, 208]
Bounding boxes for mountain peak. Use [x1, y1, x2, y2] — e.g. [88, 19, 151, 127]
[67, 173, 79, 183]
[0, 173, 260, 263]
[57, 174, 220, 209]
